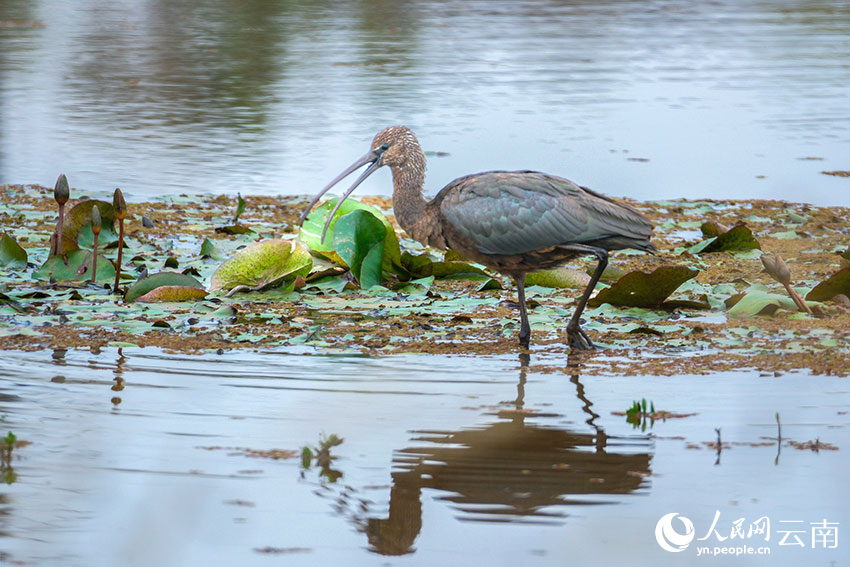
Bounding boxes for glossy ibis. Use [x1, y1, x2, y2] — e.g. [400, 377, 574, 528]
[301, 126, 655, 349]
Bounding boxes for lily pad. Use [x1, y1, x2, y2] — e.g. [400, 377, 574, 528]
[300, 197, 401, 272]
[400, 252, 435, 278]
[727, 290, 798, 317]
[806, 267, 850, 302]
[432, 260, 489, 279]
[0, 233, 27, 268]
[135, 285, 209, 303]
[526, 267, 591, 289]
[200, 237, 225, 261]
[688, 224, 761, 254]
[588, 266, 699, 308]
[215, 224, 254, 235]
[209, 239, 312, 293]
[771, 230, 801, 240]
[333, 210, 386, 289]
[32, 249, 115, 282]
[60, 200, 116, 253]
[125, 272, 204, 302]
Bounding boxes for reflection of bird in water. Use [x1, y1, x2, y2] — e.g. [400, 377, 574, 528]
[364, 354, 653, 556]
[302, 126, 655, 349]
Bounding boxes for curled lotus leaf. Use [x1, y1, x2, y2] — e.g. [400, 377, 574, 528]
[688, 224, 761, 255]
[59, 200, 117, 253]
[0, 233, 27, 268]
[209, 239, 312, 293]
[727, 290, 798, 317]
[400, 251, 434, 278]
[806, 266, 850, 302]
[299, 197, 401, 272]
[125, 271, 204, 302]
[526, 267, 591, 289]
[588, 265, 699, 308]
[432, 260, 489, 279]
[332, 210, 385, 289]
[135, 285, 208, 303]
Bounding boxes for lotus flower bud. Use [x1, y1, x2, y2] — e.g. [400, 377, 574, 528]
[761, 253, 791, 285]
[54, 174, 70, 205]
[113, 188, 127, 220]
[91, 206, 102, 235]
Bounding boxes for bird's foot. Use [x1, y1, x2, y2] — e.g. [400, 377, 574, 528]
[567, 326, 595, 350]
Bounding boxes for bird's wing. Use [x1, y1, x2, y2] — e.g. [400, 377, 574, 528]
[438, 171, 653, 256]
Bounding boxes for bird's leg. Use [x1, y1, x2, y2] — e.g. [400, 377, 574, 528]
[514, 273, 531, 348]
[563, 245, 609, 350]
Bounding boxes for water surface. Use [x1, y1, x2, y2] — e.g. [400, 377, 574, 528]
[1, 1, 849, 205]
[0, 348, 847, 565]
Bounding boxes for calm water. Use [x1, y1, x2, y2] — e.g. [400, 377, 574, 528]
[2, 4, 850, 565]
[0, 348, 848, 566]
[1, 1, 850, 205]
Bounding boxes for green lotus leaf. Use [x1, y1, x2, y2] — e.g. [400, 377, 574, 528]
[332, 210, 386, 289]
[300, 197, 401, 272]
[125, 271, 204, 302]
[526, 267, 591, 289]
[590, 263, 627, 282]
[400, 252, 434, 278]
[59, 200, 117, 253]
[135, 285, 209, 303]
[727, 290, 797, 317]
[806, 267, 850, 302]
[588, 266, 699, 308]
[209, 239, 312, 293]
[200, 237, 225, 260]
[33, 249, 115, 282]
[0, 233, 27, 268]
[688, 224, 760, 255]
[431, 260, 489, 279]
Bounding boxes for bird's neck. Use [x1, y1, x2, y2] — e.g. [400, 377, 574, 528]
[390, 158, 434, 246]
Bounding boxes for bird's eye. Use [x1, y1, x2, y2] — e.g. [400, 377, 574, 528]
[380, 144, 389, 151]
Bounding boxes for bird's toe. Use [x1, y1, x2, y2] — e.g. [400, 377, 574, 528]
[567, 328, 596, 350]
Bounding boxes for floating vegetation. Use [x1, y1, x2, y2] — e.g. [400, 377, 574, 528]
[301, 433, 344, 483]
[613, 399, 697, 430]
[687, 223, 761, 255]
[0, 232, 27, 268]
[1, 182, 850, 376]
[209, 239, 312, 295]
[1, 431, 31, 484]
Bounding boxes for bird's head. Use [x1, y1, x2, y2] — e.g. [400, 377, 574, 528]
[370, 126, 421, 168]
[299, 126, 421, 241]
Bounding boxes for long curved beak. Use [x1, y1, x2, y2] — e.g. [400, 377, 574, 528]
[300, 146, 386, 243]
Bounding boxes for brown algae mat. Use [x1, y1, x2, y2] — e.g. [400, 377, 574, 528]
[1, 182, 850, 376]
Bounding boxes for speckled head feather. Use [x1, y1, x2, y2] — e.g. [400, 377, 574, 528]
[371, 126, 426, 178]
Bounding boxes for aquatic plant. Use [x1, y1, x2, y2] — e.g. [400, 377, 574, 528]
[90, 205, 101, 283]
[113, 188, 127, 292]
[52, 174, 70, 256]
[761, 253, 811, 314]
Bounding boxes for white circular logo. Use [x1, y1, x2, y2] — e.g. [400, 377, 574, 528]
[655, 512, 695, 553]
